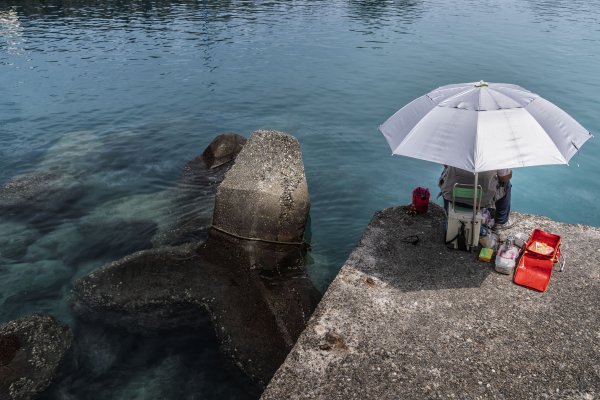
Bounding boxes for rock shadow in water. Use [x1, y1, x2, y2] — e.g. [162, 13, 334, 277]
[42, 320, 260, 400]
[66, 219, 158, 266]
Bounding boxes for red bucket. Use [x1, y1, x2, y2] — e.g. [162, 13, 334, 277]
[412, 187, 430, 214]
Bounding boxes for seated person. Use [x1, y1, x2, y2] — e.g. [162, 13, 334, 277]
[438, 166, 512, 230]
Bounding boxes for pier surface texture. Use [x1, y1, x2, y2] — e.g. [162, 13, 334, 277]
[262, 204, 600, 399]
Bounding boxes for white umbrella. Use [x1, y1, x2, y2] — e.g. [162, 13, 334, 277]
[379, 81, 593, 245]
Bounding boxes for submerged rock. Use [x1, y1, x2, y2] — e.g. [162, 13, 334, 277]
[70, 243, 207, 330]
[0, 171, 87, 230]
[213, 130, 310, 244]
[200, 132, 247, 169]
[39, 131, 104, 173]
[180, 133, 247, 189]
[0, 221, 40, 262]
[0, 314, 72, 400]
[156, 133, 247, 246]
[70, 230, 319, 387]
[70, 130, 317, 388]
[0, 171, 59, 211]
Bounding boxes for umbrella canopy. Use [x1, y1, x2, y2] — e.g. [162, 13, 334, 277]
[379, 81, 593, 173]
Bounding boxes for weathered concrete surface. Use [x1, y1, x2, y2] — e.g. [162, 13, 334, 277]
[212, 130, 310, 244]
[70, 230, 320, 388]
[262, 204, 600, 399]
[0, 314, 72, 400]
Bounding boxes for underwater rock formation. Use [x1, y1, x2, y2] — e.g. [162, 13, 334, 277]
[213, 130, 310, 244]
[38, 131, 105, 173]
[70, 130, 318, 387]
[0, 314, 72, 400]
[0, 171, 87, 231]
[70, 243, 207, 330]
[70, 232, 319, 387]
[0, 221, 40, 262]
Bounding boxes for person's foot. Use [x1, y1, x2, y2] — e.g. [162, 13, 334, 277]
[493, 219, 513, 231]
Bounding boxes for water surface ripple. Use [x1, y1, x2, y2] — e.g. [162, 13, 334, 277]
[1, 0, 599, 398]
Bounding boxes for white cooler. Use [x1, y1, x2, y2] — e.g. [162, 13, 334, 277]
[446, 207, 482, 250]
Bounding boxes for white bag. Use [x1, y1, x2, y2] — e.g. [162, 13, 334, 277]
[495, 245, 519, 274]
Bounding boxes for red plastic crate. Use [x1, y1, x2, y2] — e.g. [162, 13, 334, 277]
[523, 229, 561, 260]
[513, 229, 561, 292]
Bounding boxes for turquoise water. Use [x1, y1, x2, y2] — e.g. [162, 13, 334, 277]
[1, 0, 599, 398]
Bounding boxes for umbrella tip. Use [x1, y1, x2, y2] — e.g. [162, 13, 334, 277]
[475, 80, 489, 87]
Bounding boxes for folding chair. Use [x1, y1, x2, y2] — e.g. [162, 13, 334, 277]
[446, 183, 483, 250]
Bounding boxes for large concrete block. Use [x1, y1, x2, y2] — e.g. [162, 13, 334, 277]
[212, 130, 310, 243]
[70, 232, 320, 388]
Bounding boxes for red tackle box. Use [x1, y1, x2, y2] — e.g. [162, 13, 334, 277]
[513, 229, 561, 292]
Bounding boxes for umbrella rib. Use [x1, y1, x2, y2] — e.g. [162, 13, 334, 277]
[428, 87, 475, 106]
[485, 88, 502, 111]
[391, 105, 439, 157]
[502, 108, 526, 168]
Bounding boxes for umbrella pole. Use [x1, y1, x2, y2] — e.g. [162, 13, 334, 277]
[472, 172, 478, 251]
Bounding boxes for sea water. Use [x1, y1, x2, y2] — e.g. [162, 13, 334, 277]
[1, 0, 599, 398]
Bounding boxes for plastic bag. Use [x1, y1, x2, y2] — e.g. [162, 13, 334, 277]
[513, 232, 529, 248]
[482, 208, 494, 228]
[479, 232, 499, 249]
[495, 244, 519, 274]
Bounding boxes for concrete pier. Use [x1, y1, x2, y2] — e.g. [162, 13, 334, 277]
[262, 204, 600, 399]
